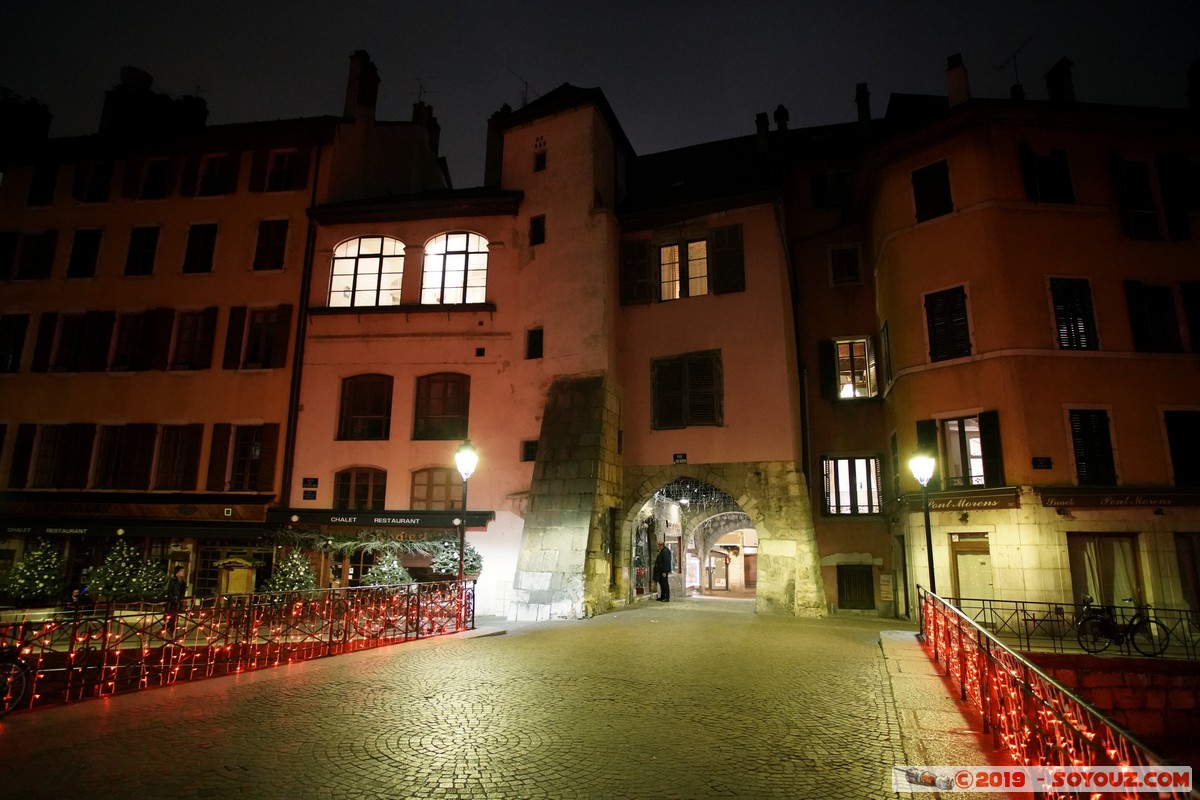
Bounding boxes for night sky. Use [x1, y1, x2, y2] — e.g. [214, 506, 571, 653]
[2, 1, 1196, 188]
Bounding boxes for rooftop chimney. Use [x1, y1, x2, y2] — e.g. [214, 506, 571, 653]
[773, 104, 789, 131]
[855, 82, 871, 138]
[344, 50, 380, 122]
[755, 111, 769, 152]
[1188, 60, 1200, 112]
[483, 103, 512, 187]
[1044, 57, 1075, 103]
[412, 101, 440, 155]
[945, 54, 971, 106]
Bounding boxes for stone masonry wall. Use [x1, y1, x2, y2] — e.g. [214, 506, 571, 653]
[510, 375, 621, 621]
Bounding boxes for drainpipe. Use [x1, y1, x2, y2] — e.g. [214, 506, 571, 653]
[280, 130, 323, 509]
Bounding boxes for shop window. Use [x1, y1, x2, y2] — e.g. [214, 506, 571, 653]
[1067, 534, 1141, 606]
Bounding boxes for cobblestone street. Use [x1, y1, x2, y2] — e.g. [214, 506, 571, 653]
[1, 598, 1001, 799]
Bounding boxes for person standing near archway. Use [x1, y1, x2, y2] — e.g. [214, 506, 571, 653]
[654, 541, 672, 602]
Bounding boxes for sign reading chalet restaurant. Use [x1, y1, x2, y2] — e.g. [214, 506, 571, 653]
[1037, 488, 1200, 509]
[270, 509, 495, 529]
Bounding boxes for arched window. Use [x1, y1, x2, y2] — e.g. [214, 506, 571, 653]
[413, 372, 470, 440]
[337, 374, 393, 440]
[329, 236, 405, 307]
[421, 232, 488, 305]
[334, 467, 387, 510]
[410, 467, 462, 511]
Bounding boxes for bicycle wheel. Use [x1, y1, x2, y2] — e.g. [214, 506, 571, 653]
[1077, 617, 1112, 653]
[1131, 619, 1170, 657]
[0, 659, 29, 719]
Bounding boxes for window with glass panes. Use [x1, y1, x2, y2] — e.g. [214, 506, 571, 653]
[421, 232, 489, 304]
[334, 468, 387, 510]
[822, 457, 882, 515]
[659, 241, 708, 301]
[329, 236, 405, 307]
[410, 467, 463, 510]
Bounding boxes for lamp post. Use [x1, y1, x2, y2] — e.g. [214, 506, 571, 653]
[909, 454, 937, 595]
[454, 439, 479, 582]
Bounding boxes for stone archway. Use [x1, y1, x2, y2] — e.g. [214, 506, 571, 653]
[622, 462, 826, 617]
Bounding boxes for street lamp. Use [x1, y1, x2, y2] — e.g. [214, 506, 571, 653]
[454, 439, 479, 582]
[909, 454, 937, 595]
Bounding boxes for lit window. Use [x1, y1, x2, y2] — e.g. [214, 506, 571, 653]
[421, 232, 488, 305]
[835, 338, 876, 398]
[822, 457, 881, 515]
[329, 236, 405, 307]
[659, 241, 708, 301]
[944, 416, 984, 487]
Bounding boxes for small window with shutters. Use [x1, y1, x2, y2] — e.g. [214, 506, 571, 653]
[1049, 277, 1099, 350]
[818, 337, 877, 400]
[651, 350, 722, 430]
[210, 423, 279, 492]
[223, 305, 292, 370]
[171, 308, 217, 371]
[1125, 281, 1182, 353]
[828, 244, 862, 286]
[915, 411, 1006, 490]
[94, 424, 156, 489]
[1019, 146, 1075, 203]
[912, 160, 953, 222]
[1069, 409, 1117, 487]
[924, 285, 971, 362]
[155, 424, 203, 490]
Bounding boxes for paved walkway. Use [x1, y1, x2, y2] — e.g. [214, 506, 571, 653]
[1, 597, 1010, 799]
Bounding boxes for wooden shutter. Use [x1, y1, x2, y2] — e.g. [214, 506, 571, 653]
[223, 153, 242, 194]
[619, 240, 653, 305]
[293, 147, 311, 190]
[9, 424, 35, 488]
[1164, 411, 1200, 487]
[31, 312, 56, 372]
[711, 225, 745, 294]
[71, 162, 88, 201]
[118, 423, 157, 489]
[180, 156, 199, 197]
[686, 352, 721, 425]
[80, 311, 115, 372]
[915, 419, 941, 491]
[122, 159, 143, 199]
[61, 423, 96, 488]
[223, 306, 246, 369]
[1182, 283, 1200, 354]
[181, 423, 205, 490]
[978, 410, 1005, 488]
[1157, 153, 1192, 242]
[145, 307, 175, 370]
[1070, 410, 1116, 486]
[651, 358, 685, 429]
[268, 304, 293, 368]
[248, 149, 268, 192]
[817, 339, 837, 400]
[198, 306, 219, 368]
[0, 232, 17, 280]
[207, 423, 231, 491]
[925, 286, 970, 362]
[256, 423, 280, 492]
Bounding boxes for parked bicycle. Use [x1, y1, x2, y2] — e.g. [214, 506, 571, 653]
[0, 643, 30, 719]
[1075, 595, 1170, 657]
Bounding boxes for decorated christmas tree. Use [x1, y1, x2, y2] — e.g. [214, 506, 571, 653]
[87, 540, 166, 602]
[0, 539, 67, 606]
[363, 554, 412, 587]
[263, 550, 318, 592]
[429, 540, 483, 577]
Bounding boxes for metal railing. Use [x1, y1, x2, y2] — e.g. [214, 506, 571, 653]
[943, 595, 1200, 660]
[919, 587, 1197, 800]
[0, 579, 474, 715]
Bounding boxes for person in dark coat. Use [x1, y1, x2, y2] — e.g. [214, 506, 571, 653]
[165, 565, 187, 636]
[653, 541, 672, 602]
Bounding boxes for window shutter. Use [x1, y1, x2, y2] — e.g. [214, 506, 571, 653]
[978, 410, 1005, 487]
[817, 339, 837, 400]
[199, 306, 219, 368]
[1110, 153, 1135, 238]
[925, 286, 970, 362]
[248, 150, 268, 192]
[182, 423, 205, 490]
[256, 424, 280, 492]
[686, 352, 721, 425]
[1157, 153, 1192, 241]
[711, 225, 745, 294]
[31, 312, 56, 372]
[207, 423, 231, 491]
[1019, 145, 1039, 200]
[180, 156, 199, 197]
[223, 153, 242, 194]
[78, 311, 114, 372]
[61, 423, 96, 488]
[71, 163, 88, 201]
[9, 424, 35, 488]
[223, 306, 247, 369]
[0, 232, 17, 280]
[122, 159, 143, 199]
[652, 358, 686, 429]
[1182, 283, 1200, 354]
[268, 304, 293, 368]
[915, 419, 941, 491]
[293, 147, 311, 190]
[1048, 150, 1075, 203]
[1164, 411, 1200, 487]
[145, 307, 175, 370]
[118, 424, 157, 489]
[619, 240, 653, 305]
[1070, 410, 1117, 486]
[1050, 278, 1099, 350]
